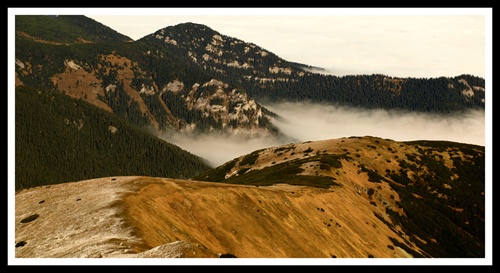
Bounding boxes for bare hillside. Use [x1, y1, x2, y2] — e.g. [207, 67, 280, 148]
[14, 136, 485, 262]
[15, 175, 414, 259]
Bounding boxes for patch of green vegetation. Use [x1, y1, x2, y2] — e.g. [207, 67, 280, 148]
[315, 154, 347, 169]
[303, 147, 314, 153]
[199, 152, 349, 188]
[319, 163, 331, 170]
[239, 150, 263, 166]
[384, 141, 485, 258]
[218, 154, 346, 188]
[273, 146, 294, 154]
[398, 159, 410, 169]
[360, 165, 387, 183]
[194, 158, 238, 182]
[367, 188, 375, 197]
[237, 167, 251, 175]
[225, 166, 340, 188]
[404, 140, 484, 150]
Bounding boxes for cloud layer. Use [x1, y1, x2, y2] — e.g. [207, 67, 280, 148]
[264, 102, 486, 145]
[159, 102, 486, 167]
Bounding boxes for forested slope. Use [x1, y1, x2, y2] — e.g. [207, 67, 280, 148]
[15, 86, 211, 191]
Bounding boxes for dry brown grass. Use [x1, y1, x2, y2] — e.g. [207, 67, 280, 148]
[14, 137, 427, 260]
[16, 176, 416, 259]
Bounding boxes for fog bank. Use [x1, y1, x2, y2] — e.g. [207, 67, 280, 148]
[159, 102, 485, 168]
[265, 102, 485, 146]
[158, 131, 293, 168]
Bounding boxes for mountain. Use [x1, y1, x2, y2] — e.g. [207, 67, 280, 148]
[15, 16, 485, 142]
[15, 15, 134, 44]
[195, 136, 485, 258]
[14, 137, 485, 259]
[15, 85, 211, 191]
[15, 16, 283, 138]
[12, 16, 486, 260]
[139, 22, 486, 113]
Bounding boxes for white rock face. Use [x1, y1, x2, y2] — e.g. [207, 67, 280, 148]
[458, 78, 475, 98]
[65, 60, 81, 70]
[166, 80, 184, 94]
[15, 59, 25, 69]
[105, 84, 116, 93]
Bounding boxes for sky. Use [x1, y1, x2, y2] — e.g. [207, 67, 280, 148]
[7, 7, 493, 266]
[9, 7, 490, 78]
[76, 8, 492, 79]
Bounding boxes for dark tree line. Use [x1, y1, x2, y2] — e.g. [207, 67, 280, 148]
[15, 86, 211, 191]
[386, 141, 485, 258]
[138, 22, 485, 114]
[16, 19, 486, 142]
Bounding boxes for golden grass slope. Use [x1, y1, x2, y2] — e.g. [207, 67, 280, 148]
[15, 175, 417, 259]
[15, 136, 484, 259]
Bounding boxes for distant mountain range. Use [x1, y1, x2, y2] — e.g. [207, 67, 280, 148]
[15, 15, 485, 138]
[13, 14, 486, 185]
[12, 15, 486, 260]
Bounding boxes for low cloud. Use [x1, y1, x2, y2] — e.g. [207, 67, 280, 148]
[157, 101, 486, 168]
[264, 101, 486, 146]
[157, 130, 292, 168]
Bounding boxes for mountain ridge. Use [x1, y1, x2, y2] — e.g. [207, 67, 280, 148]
[139, 21, 485, 112]
[15, 15, 134, 44]
[14, 136, 485, 259]
[15, 15, 485, 140]
[12, 16, 487, 261]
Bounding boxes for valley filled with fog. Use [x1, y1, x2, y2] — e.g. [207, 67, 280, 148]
[160, 101, 486, 167]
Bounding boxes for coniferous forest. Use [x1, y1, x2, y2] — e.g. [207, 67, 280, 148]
[13, 16, 486, 191]
[15, 86, 211, 191]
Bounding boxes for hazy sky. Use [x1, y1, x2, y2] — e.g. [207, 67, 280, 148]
[10, 7, 491, 79]
[84, 8, 490, 79]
